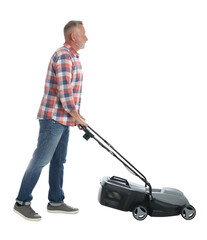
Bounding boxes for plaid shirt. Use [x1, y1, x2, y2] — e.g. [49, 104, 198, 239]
[37, 43, 83, 126]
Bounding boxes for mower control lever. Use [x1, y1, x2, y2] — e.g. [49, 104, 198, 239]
[81, 125, 94, 140]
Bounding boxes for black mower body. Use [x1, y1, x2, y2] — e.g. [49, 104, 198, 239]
[98, 176, 195, 220]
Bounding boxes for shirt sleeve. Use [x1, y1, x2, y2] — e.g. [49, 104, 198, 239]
[55, 54, 76, 113]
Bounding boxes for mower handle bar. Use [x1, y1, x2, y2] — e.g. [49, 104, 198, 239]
[80, 124, 153, 198]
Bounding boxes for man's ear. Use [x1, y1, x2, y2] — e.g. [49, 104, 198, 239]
[70, 32, 76, 42]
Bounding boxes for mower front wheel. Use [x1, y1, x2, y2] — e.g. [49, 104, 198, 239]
[181, 205, 196, 220]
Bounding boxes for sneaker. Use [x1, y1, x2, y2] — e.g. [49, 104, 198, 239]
[13, 203, 41, 221]
[47, 203, 79, 214]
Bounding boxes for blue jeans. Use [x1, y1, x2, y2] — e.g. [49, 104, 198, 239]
[16, 119, 70, 205]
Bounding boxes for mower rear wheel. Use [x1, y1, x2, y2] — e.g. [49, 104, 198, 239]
[132, 206, 148, 221]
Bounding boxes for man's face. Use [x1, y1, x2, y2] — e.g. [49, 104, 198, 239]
[74, 25, 88, 49]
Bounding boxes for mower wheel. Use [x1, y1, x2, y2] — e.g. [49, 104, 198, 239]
[132, 206, 148, 221]
[181, 205, 196, 220]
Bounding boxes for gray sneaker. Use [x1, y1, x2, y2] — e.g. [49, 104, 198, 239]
[47, 203, 79, 214]
[14, 203, 41, 221]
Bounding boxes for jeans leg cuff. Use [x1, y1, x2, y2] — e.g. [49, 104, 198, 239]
[16, 200, 31, 206]
[49, 202, 63, 207]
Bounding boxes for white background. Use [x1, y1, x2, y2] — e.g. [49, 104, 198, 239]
[0, 0, 206, 239]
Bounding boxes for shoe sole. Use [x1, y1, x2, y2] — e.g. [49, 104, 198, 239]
[13, 209, 41, 221]
[47, 209, 79, 214]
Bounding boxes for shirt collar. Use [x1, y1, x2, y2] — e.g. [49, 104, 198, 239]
[64, 42, 79, 58]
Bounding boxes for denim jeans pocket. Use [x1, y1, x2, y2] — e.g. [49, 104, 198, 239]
[50, 120, 66, 136]
[39, 119, 65, 134]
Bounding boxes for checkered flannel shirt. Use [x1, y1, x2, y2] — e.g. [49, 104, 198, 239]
[37, 43, 83, 126]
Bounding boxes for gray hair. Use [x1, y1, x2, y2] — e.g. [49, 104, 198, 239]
[64, 20, 83, 39]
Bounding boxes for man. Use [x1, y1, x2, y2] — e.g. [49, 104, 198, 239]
[14, 21, 88, 221]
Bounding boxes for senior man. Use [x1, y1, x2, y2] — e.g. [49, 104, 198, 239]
[14, 20, 88, 221]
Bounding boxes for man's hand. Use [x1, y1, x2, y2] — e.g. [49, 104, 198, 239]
[77, 114, 87, 130]
[79, 114, 86, 121]
[69, 111, 87, 129]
